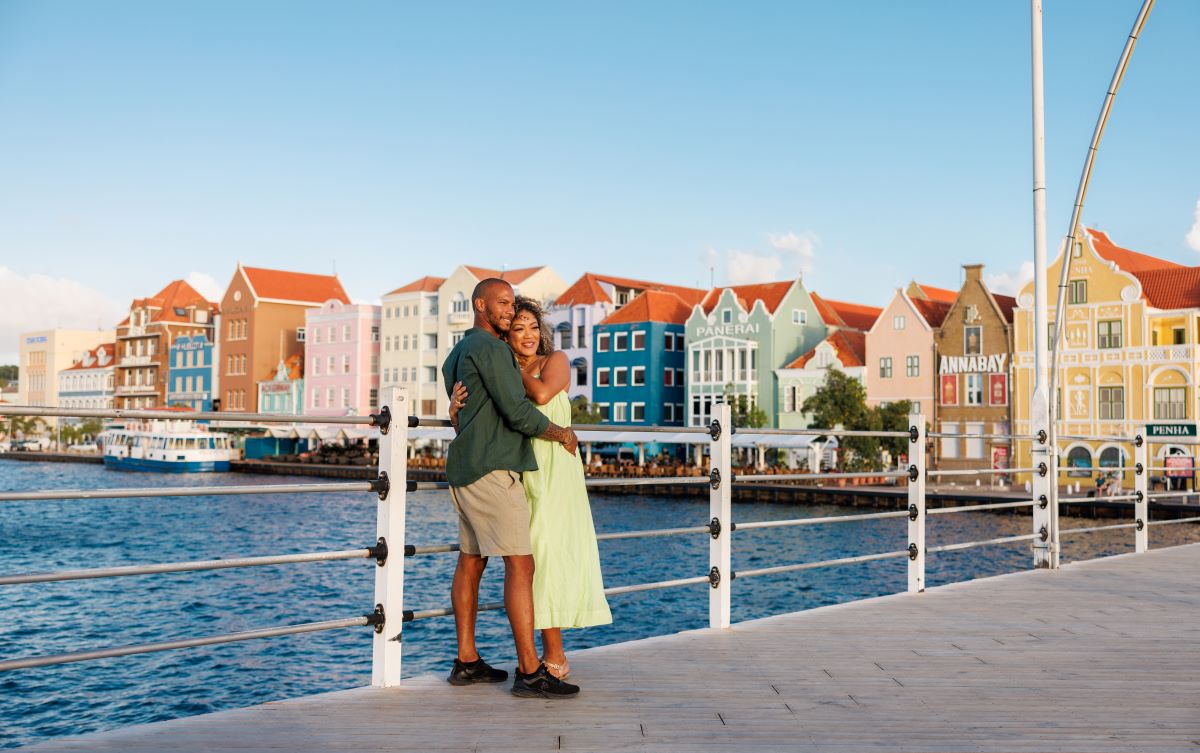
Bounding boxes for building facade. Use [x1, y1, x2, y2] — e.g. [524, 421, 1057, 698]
[166, 334, 216, 412]
[57, 342, 116, 415]
[775, 330, 868, 430]
[17, 328, 115, 426]
[864, 282, 955, 417]
[304, 300, 381, 417]
[1013, 228, 1200, 485]
[257, 355, 305, 416]
[114, 280, 217, 410]
[592, 290, 692, 427]
[379, 276, 443, 418]
[218, 264, 349, 413]
[933, 265, 1016, 472]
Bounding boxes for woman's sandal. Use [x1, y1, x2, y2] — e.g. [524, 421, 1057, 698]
[540, 656, 570, 680]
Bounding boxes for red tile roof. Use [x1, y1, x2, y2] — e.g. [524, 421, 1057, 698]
[910, 297, 953, 328]
[915, 284, 957, 304]
[242, 266, 350, 305]
[463, 266, 545, 285]
[810, 293, 882, 331]
[701, 281, 794, 315]
[991, 293, 1017, 324]
[600, 290, 695, 325]
[1131, 267, 1200, 310]
[557, 273, 706, 307]
[63, 343, 116, 371]
[386, 276, 445, 295]
[1086, 228, 1183, 273]
[785, 330, 867, 370]
[125, 280, 217, 326]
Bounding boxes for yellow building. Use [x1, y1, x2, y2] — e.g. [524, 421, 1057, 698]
[1014, 228, 1200, 485]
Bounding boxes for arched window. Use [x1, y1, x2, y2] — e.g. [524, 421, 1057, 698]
[1067, 446, 1092, 477]
[1098, 447, 1122, 468]
[452, 293, 469, 314]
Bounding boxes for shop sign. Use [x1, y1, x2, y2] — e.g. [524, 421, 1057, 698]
[988, 374, 1007, 406]
[940, 374, 958, 406]
[693, 323, 761, 338]
[991, 446, 1009, 472]
[1146, 424, 1197, 438]
[939, 354, 1008, 375]
[260, 383, 291, 394]
[1165, 455, 1194, 478]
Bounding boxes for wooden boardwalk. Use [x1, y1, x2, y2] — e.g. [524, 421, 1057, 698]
[21, 544, 1200, 753]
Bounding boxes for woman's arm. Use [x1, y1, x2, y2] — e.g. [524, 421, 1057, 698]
[522, 351, 570, 405]
[448, 381, 468, 434]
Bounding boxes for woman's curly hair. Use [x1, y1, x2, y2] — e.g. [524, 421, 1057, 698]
[512, 296, 554, 356]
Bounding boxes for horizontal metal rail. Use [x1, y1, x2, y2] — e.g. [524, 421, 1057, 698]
[585, 476, 712, 488]
[927, 500, 1036, 515]
[574, 424, 714, 435]
[733, 510, 910, 531]
[736, 471, 908, 482]
[733, 549, 911, 579]
[1055, 465, 1141, 472]
[927, 468, 1039, 477]
[0, 481, 374, 503]
[1145, 466, 1199, 472]
[734, 427, 910, 438]
[0, 548, 374, 586]
[1059, 493, 1141, 503]
[1055, 434, 1139, 442]
[927, 432, 1035, 440]
[596, 525, 712, 541]
[0, 405, 377, 426]
[0, 615, 372, 672]
[1060, 523, 1140, 535]
[406, 543, 460, 556]
[1147, 491, 1200, 501]
[1146, 516, 1200, 526]
[410, 481, 449, 491]
[926, 533, 1038, 553]
[410, 417, 452, 428]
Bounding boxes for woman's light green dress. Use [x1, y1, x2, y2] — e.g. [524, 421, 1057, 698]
[524, 389, 612, 630]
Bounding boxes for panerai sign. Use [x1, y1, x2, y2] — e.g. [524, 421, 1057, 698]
[693, 323, 761, 338]
[939, 354, 1008, 375]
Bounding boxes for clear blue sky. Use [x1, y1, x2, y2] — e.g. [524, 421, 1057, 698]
[1, 1, 1197, 363]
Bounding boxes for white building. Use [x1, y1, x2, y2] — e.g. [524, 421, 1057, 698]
[57, 343, 117, 415]
[17, 328, 115, 427]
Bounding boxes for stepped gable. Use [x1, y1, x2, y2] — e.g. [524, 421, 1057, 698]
[810, 293, 882, 331]
[785, 329, 867, 369]
[556, 272, 706, 307]
[600, 290, 695, 325]
[386, 276, 445, 295]
[701, 281, 793, 315]
[463, 265, 545, 285]
[242, 266, 350, 305]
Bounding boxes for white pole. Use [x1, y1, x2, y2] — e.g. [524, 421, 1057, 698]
[371, 386, 408, 686]
[1134, 430, 1148, 553]
[1030, 0, 1055, 569]
[708, 402, 732, 629]
[907, 413, 926, 593]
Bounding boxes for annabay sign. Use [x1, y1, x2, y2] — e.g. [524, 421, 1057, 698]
[939, 354, 1008, 375]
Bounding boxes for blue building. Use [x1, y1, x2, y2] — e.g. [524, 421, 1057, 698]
[167, 334, 216, 412]
[592, 290, 691, 439]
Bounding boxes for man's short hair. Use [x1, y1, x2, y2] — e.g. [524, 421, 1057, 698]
[471, 278, 511, 304]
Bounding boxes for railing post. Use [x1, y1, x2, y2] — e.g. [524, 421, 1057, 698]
[372, 386, 408, 687]
[907, 413, 926, 593]
[1134, 429, 1148, 553]
[1031, 422, 1056, 568]
[708, 402, 732, 629]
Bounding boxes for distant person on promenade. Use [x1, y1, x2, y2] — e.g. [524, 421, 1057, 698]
[441, 278, 581, 699]
[450, 296, 612, 683]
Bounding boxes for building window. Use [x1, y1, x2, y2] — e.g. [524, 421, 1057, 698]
[893, 315, 905, 330]
[371, 354, 378, 374]
[879, 357, 893, 379]
[783, 385, 796, 413]
[1098, 386, 1124, 420]
[631, 403, 645, 422]
[632, 331, 645, 351]
[905, 355, 919, 378]
[940, 421, 959, 459]
[673, 333, 684, 351]
[327, 356, 335, 374]
[614, 332, 628, 351]
[965, 373, 984, 406]
[452, 332, 465, 346]
[614, 367, 628, 387]
[1068, 279, 1087, 305]
[314, 327, 321, 344]
[596, 368, 610, 387]
[343, 325, 351, 341]
[371, 326, 379, 343]
[577, 325, 586, 348]
[1097, 320, 1122, 349]
[793, 310, 806, 325]
[424, 367, 437, 383]
[663, 403, 675, 423]
[965, 423, 985, 459]
[575, 362, 587, 386]
[631, 366, 645, 386]
[342, 388, 350, 408]
[560, 327, 573, 350]
[597, 403, 611, 422]
[1174, 328, 1186, 345]
[452, 293, 469, 313]
[1154, 387, 1186, 420]
[964, 326, 982, 355]
[664, 333, 674, 351]
[613, 403, 628, 422]
[664, 368, 674, 387]
[596, 333, 610, 352]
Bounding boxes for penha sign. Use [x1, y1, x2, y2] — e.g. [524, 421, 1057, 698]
[1146, 424, 1197, 438]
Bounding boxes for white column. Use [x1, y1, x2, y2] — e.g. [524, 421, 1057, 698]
[907, 413, 926, 593]
[372, 386, 408, 687]
[709, 401, 733, 629]
[1134, 429, 1148, 553]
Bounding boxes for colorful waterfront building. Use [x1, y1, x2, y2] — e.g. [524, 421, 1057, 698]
[218, 264, 349, 413]
[166, 335, 216, 412]
[548, 273, 706, 403]
[775, 330, 868, 430]
[933, 265, 1016, 472]
[17, 329, 115, 425]
[1013, 228, 1200, 484]
[57, 343, 117, 416]
[864, 282, 956, 417]
[114, 281, 217, 411]
[257, 354, 305, 416]
[592, 290, 695, 427]
[304, 300, 381, 417]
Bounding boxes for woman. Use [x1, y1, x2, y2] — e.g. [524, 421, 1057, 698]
[449, 296, 611, 679]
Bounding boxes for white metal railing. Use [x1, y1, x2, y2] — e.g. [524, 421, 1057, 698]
[0, 397, 1196, 692]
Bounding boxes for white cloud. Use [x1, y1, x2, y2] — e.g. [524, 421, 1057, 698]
[727, 250, 783, 285]
[985, 261, 1035, 297]
[767, 231, 818, 276]
[707, 230, 821, 287]
[0, 268, 125, 363]
[1186, 199, 1200, 253]
[185, 271, 224, 303]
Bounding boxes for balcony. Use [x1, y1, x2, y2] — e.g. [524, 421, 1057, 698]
[119, 326, 147, 339]
[120, 355, 153, 366]
[1147, 345, 1193, 363]
[447, 311, 471, 326]
[115, 384, 159, 396]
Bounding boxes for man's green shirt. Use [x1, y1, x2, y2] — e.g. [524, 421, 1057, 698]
[442, 328, 551, 487]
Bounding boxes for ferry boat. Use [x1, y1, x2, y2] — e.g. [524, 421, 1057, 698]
[101, 419, 236, 473]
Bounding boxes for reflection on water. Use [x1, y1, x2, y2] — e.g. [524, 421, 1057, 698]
[1, 461, 1196, 748]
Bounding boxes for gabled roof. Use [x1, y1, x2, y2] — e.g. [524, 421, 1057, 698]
[463, 265, 545, 285]
[1130, 267, 1200, 310]
[1086, 228, 1183, 273]
[784, 330, 867, 370]
[241, 265, 350, 305]
[810, 293, 882, 331]
[63, 343, 115, 371]
[701, 281, 794, 315]
[600, 290, 694, 326]
[913, 284, 957, 304]
[556, 272, 706, 307]
[991, 293, 1017, 324]
[123, 280, 217, 327]
[386, 276, 445, 296]
[910, 297, 953, 328]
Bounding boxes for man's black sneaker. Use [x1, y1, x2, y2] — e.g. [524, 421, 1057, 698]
[511, 663, 580, 699]
[448, 657, 508, 686]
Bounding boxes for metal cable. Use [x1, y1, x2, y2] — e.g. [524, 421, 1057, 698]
[734, 510, 910, 531]
[0, 482, 373, 503]
[927, 500, 1036, 515]
[733, 550, 910, 579]
[926, 533, 1038, 553]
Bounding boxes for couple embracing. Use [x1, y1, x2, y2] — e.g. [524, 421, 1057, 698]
[440, 278, 611, 699]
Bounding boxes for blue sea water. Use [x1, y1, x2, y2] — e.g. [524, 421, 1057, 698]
[0, 461, 1195, 748]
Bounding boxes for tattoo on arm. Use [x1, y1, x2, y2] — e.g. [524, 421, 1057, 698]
[538, 422, 571, 444]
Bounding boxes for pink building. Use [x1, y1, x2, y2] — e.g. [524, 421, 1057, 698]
[304, 300, 381, 417]
[865, 282, 955, 417]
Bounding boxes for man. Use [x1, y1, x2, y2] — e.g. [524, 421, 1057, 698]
[441, 278, 581, 699]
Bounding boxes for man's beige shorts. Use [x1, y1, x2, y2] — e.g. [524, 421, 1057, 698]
[449, 470, 532, 557]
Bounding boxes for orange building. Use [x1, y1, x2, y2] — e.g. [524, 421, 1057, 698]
[114, 281, 218, 410]
[218, 264, 349, 413]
